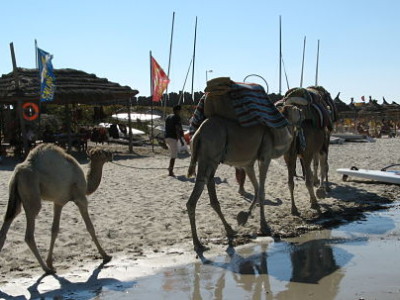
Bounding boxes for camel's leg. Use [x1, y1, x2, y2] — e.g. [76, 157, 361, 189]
[0, 193, 22, 251]
[74, 197, 111, 263]
[321, 150, 330, 191]
[207, 174, 236, 238]
[313, 153, 320, 186]
[244, 165, 259, 209]
[303, 156, 319, 210]
[24, 200, 54, 274]
[236, 166, 259, 226]
[235, 168, 246, 195]
[285, 153, 299, 215]
[257, 159, 271, 235]
[46, 204, 63, 271]
[317, 151, 330, 197]
[187, 178, 206, 252]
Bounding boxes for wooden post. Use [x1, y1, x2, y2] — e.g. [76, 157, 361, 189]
[300, 36, 306, 87]
[10, 42, 29, 157]
[315, 39, 320, 86]
[191, 16, 197, 103]
[279, 15, 282, 95]
[65, 103, 72, 152]
[150, 51, 154, 153]
[127, 97, 133, 153]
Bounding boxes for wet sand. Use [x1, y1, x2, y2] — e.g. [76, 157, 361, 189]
[0, 138, 400, 298]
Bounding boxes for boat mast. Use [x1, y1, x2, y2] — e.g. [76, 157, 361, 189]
[279, 15, 282, 95]
[300, 36, 306, 87]
[315, 39, 320, 86]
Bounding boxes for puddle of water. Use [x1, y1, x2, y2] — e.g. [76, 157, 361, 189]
[96, 204, 400, 300]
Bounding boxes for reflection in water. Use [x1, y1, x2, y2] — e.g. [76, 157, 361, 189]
[195, 230, 358, 299]
[289, 233, 342, 284]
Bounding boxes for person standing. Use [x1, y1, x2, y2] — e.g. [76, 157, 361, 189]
[165, 105, 184, 176]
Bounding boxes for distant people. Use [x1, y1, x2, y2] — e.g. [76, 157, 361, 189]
[165, 105, 184, 176]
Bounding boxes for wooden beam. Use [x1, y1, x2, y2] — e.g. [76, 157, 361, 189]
[10, 42, 29, 157]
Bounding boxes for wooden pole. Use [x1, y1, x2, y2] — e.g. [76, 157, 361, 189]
[178, 57, 193, 105]
[282, 57, 290, 90]
[163, 12, 175, 117]
[10, 42, 29, 157]
[191, 16, 198, 103]
[279, 15, 282, 95]
[127, 97, 133, 153]
[65, 103, 72, 152]
[300, 36, 306, 87]
[150, 51, 154, 152]
[315, 39, 320, 86]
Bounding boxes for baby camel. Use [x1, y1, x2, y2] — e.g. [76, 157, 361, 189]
[0, 143, 112, 274]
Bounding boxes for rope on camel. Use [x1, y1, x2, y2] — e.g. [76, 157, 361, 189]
[110, 161, 190, 170]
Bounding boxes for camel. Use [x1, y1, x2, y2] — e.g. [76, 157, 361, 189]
[0, 143, 112, 274]
[281, 86, 337, 215]
[186, 105, 301, 253]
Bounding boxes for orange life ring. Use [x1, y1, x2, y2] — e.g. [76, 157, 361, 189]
[22, 102, 40, 121]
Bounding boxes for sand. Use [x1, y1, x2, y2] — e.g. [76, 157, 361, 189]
[0, 137, 399, 297]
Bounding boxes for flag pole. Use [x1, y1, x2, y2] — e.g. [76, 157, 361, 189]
[178, 57, 193, 105]
[191, 16, 198, 103]
[35, 39, 44, 130]
[279, 15, 282, 95]
[149, 51, 154, 152]
[10, 42, 28, 156]
[34, 39, 38, 69]
[282, 57, 290, 90]
[300, 36, 306, 87]
[163, 11, 175, 118]
[315, 39, 320, 86]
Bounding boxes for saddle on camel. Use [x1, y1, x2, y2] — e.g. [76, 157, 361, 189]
[275, 86, 338, 215]
[189, 77, 291, 151]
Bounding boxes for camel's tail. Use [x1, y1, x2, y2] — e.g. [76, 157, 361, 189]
[0, 173, 22, 251]
[187, 134, 199, 178]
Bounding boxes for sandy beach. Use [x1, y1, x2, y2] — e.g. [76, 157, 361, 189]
[0, 137, 400, 297]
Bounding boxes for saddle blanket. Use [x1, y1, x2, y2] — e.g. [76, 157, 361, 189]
[229, 83, 288, 128]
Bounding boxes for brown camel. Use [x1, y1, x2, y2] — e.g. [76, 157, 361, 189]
[281, 86, 337, 215]
[0, 143, 112, 274]
[186, 106, 301, 253]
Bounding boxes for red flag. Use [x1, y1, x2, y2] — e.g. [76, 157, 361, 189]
[151, 56, 170, 102]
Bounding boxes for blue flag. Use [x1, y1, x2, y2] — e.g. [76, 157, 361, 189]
[37, 47, 56, 102]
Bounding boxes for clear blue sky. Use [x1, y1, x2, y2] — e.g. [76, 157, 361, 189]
[2, 0, 400, 103]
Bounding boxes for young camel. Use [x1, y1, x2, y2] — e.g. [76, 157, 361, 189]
[282, 86, 336, 215]
[186, 106, 301, 254]
[0, 143, 112, 274]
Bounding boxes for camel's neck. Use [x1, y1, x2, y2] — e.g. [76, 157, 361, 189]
[86, 162, 105, 195]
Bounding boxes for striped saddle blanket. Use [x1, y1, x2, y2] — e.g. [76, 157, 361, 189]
[229, 83, 288, 128]
[202, 77, 288, 128]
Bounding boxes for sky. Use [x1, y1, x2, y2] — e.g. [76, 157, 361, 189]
[1, 0, 400, 104]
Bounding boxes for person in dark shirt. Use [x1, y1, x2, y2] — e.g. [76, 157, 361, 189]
[165, 105, 184, 176]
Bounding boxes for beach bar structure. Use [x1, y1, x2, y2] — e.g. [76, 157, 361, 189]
[0, 67, 139, 155]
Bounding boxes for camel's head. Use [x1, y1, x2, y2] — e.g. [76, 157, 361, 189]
[87, 147, 113, 164]
[279, 105, 304, 127]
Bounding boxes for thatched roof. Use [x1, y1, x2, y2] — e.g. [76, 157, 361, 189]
[0, 68, 139, 105]
[333, 96, 353, 112]
[358, 100, 383, 115]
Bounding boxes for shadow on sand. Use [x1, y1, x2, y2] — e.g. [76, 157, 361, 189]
[0, 262, 136, 300]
